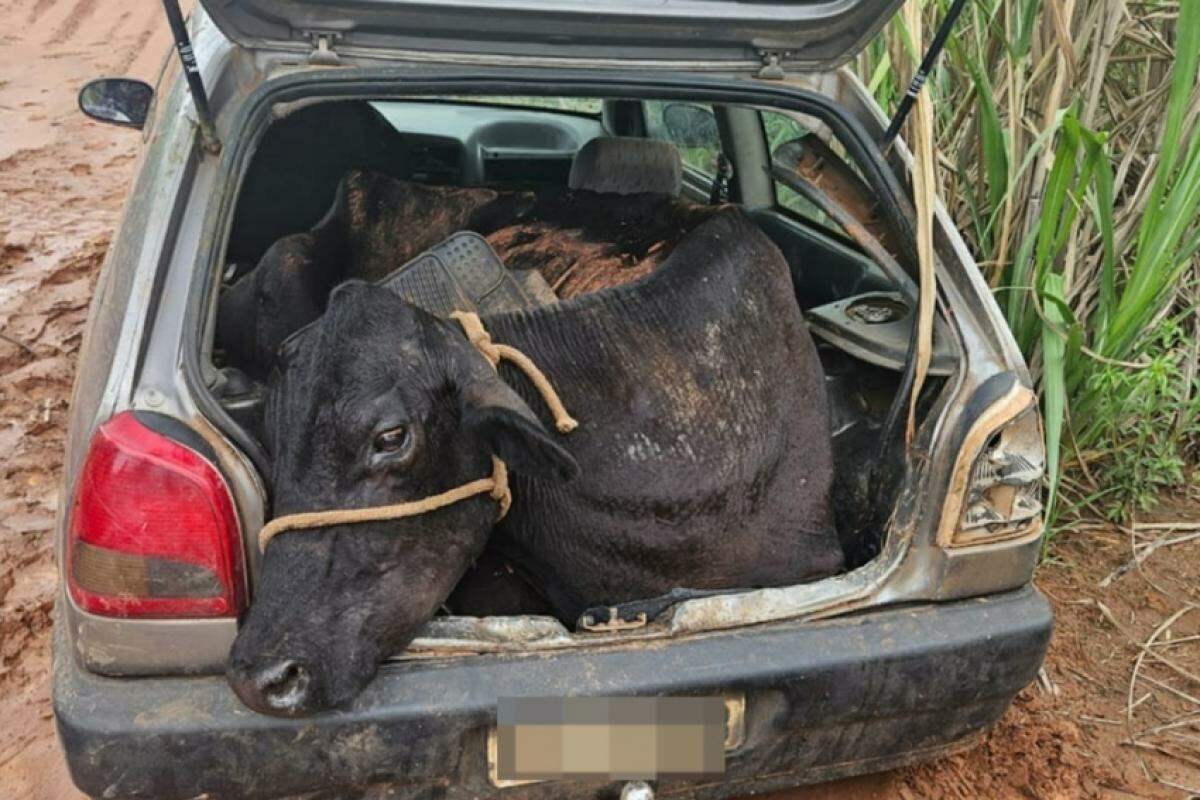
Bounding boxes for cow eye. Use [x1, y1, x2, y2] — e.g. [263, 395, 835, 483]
[373, 425, 410, 453]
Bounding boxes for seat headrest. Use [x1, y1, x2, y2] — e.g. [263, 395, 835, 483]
[568, 137, 683, 196]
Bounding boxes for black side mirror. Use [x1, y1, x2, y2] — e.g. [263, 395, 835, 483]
[662, 103, 719, 149]
[78, 78, 154, 129]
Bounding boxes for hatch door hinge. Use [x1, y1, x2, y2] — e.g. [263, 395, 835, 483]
[756, 49, 790, 81]
[306, 32, 342, 66]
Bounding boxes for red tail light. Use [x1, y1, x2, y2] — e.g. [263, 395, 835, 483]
[67, 411, 246, 618]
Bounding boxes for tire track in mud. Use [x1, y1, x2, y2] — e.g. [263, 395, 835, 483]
[28, 0, 81, 44]
[114, 3, 166, 75]
[22, 0, 55, 27]
[0, 2, 172, 797]
[99, 6, 132, 43]
[47, 0, 98, 44]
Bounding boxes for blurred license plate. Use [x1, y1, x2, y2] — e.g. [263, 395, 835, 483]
[488, 695, 743, 785]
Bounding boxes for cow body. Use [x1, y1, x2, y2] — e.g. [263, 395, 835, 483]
[225, 204, 842, 716]
[478, 209, 842, 620]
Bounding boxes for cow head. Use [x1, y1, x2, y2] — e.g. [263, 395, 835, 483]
[226, 281, 577, 716]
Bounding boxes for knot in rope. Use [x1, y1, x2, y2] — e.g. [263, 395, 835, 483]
[452, 310, 503, 369]
[489, 455, 512, 519]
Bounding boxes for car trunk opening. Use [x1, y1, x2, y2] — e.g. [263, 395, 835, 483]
[205, 93, 953, 658]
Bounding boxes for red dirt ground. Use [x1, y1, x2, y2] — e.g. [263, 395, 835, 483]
[1, 1, 1197, 797]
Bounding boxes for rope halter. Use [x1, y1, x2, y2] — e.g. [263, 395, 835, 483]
[449, 312, 578, 434]
[257, 312, 575, 552]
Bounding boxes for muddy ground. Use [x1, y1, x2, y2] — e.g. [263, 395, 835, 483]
[1, 0, 1197, 797]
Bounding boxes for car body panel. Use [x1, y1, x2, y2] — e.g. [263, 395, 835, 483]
[59, 12, 254, 673]
[56, 587, 1051, 800]
[58, 9, 1042, 674]
[198, 0, 905, 72]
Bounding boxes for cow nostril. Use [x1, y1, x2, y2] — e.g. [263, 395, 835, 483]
[255, 659, 311, 711]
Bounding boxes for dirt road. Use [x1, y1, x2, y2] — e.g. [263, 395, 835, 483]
[1, 0, 172, 796]
[0, 1, 1197, 797]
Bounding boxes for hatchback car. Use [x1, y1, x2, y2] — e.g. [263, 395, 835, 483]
[55, 2, 1051, 798]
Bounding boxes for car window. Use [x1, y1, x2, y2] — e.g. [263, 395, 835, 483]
[761, 109, 838, 229]
[644, 100, 721, 178]
[447, 96, 602, 115]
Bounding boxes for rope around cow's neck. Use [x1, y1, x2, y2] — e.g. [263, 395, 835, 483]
[450, 311, 578, 435]
[257, 312, 577, 553]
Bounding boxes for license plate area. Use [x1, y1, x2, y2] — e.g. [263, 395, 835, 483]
[488, 694, 745, 787]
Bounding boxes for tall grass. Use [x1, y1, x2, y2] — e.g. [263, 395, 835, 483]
[859, 0, 1200, 528]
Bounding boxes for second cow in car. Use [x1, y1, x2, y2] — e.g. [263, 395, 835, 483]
[216, 139, 718, 379]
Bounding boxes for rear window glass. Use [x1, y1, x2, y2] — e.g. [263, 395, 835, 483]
[448, 96, 602, 115]
[762, 109, 840, 234]
[644, 100, 721, 178]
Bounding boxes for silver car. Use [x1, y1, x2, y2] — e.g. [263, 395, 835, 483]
[55, 1, 1050, 798]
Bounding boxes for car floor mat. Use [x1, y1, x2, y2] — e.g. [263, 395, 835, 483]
[378, 230, 555, 316]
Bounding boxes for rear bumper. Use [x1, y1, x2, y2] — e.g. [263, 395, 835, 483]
[55, 586, 1051, 800]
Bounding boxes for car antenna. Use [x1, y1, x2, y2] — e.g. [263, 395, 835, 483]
[880, 0, 970, 149]
[160, 0, 221, 154]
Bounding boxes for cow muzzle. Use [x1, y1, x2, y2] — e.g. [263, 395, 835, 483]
[227, 652, 327, 716]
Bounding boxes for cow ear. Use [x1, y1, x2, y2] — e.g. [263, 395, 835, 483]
[459, 373, 579, 482]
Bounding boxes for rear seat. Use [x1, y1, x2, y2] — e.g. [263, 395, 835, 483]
[568, 136, 683, 196]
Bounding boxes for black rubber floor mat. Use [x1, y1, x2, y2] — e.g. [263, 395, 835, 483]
[378, 231, 555, 316]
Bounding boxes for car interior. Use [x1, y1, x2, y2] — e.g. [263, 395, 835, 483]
[213, 95, 954, 596]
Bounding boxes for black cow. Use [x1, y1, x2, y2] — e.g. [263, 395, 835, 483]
[225, 209, 844, 716]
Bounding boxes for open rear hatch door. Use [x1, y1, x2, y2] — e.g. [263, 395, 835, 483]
[198, 0, 903, 72]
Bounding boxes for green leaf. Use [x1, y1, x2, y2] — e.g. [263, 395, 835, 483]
[1139, 0, 1200, 249]
[1040, 273, 1070, 522]
[960, 45, 1010, 227]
